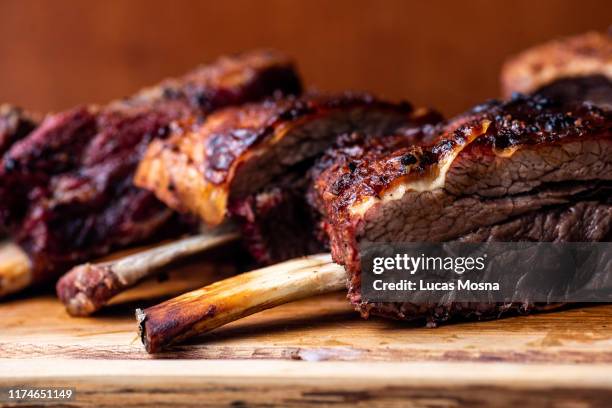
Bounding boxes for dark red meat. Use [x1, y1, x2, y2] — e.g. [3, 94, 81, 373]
[0, 50, 301, 283]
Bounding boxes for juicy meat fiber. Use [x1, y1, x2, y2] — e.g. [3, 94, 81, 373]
[314, 94, 612, 325]
[0, 50, 301, 283]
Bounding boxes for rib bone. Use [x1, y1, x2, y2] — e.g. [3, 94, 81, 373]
[137, 253, 345, 353]
[57, 226, 239, 316]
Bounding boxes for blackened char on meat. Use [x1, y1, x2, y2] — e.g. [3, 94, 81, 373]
[533, 75, 612, 108]
[135, 93, 417, 229]
[135, 90, 444, 265]
[501, 31, 611, 101]
[313, 94, 612, 325]
[0, 50, 302, 283]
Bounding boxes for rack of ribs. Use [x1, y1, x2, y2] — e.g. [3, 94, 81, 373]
[56, 92, 439, 315]
[0, 50, 302, 296]
[135, 93, 611, 352]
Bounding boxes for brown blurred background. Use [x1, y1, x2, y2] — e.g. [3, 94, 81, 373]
[0, 0, 609, 116]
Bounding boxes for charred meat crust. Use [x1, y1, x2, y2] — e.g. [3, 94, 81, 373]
[135, 93, 415, 226]
[313, 94, 611, 324]
[228, 169, 327, 265]
[316, 95, 611, 230]
[501, 31, 612, 98]
[112, 49, 302, 117]
[532, 75, 612, 108]
[0, 105, 38, 236]
[201, 94, 411, 186]
[358, 300, 566, 328]
[0, 50, 301, 282]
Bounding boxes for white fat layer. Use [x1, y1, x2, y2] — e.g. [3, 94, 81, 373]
[348, 120, 492, 217]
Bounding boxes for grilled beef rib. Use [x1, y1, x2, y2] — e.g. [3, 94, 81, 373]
[0, 50, 301, 284]
[313, 94, 612, 325]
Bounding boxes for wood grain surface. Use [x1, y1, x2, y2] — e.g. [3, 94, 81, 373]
[3, 359, 612, 407]
[2, 288, 612, 406]
[2, 291, 612, 363]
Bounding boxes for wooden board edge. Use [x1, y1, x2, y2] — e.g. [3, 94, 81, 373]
[2, 359, 612, 407]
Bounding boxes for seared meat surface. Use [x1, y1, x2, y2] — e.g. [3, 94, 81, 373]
[502, 31, 612, 107]
[313, 94, 612, 325]
[0, 50, 301, 283]
[137, 93, 441, 264]
[135, 93, 415, 227]
[532, 75, 612, 108]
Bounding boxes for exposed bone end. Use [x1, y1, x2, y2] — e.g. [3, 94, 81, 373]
[138, 254, 346, 353]
[136, 307, 148, 347]
[57, 231, 240, 317]
[0, 241, 32, 298]
[56, 263, 119, 316]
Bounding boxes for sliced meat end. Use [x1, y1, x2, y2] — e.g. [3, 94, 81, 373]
[229, 182, 326, 265]
[313, 94, 611, 322]
[351, 200, 611, 326]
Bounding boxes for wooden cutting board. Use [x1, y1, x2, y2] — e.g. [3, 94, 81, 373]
[2, 261, 612, 407]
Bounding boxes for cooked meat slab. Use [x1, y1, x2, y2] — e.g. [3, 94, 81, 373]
[501, 31, 612, 106]
[313, 94, 612, 325]
[135, 94, 415, 227]
[0, 50, 301, 284]
[228, 115, 443, 265]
